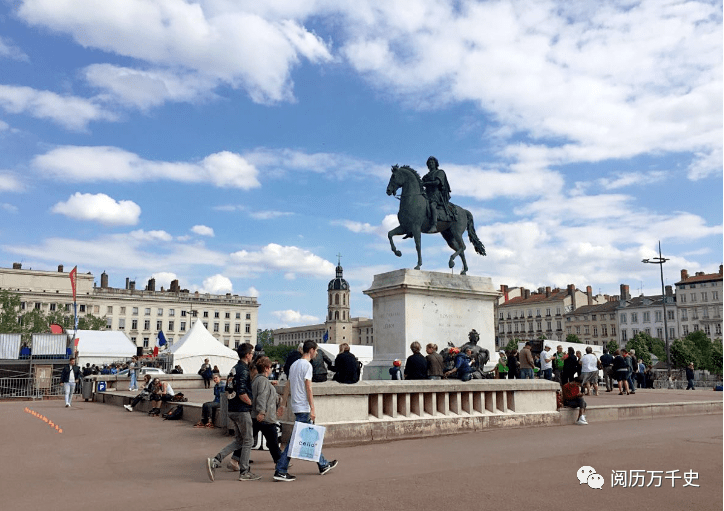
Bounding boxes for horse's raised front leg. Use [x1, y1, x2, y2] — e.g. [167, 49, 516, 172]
[413, 230, 422, 270]
[388, 225, 406, 257]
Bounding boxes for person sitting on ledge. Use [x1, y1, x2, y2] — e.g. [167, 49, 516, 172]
[560, 380, 588, 425]
[124, 375, 153, 412]
[389, 360, 402, 380]
[195, 374, 225, 428]
[445, 348, 475, 381]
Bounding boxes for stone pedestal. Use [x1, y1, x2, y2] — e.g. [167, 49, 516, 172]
[363, 269, 500, 380]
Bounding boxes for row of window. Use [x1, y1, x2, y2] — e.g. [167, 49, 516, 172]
[114, 319, 251, 333]
[567, 325, 617, 336]
[679, 291, 719, 303]
[500, 307, 563, 319]
[620, 327, 676, 341]
[620, 311, 676, 323]
[19, 302, 254, 322]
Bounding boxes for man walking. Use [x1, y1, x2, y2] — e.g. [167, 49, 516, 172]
[206, 343, 260, 482]
[519, 342, 535, 379]
[61, 357, 81, 407]
[580, 347, 599, 396]
[273, 340, 337, 482]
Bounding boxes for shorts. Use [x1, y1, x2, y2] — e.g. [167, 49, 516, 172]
[615, 370, 628, 382]
[581, 371, 598, 385]
[564, 396, 585, 409]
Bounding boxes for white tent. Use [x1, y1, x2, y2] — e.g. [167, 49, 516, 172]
[168, 320, 239, 375]
[75, 330, 137, 366]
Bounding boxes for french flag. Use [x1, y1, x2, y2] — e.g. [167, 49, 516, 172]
[153, 331, 168, 357]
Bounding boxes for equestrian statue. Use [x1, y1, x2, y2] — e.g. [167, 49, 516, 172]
[386, 156, 486, 275]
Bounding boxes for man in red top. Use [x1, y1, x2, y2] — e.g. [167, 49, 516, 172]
[561, 381, 588, 425]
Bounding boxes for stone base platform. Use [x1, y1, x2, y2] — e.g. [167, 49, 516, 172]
[90, 377, 723, 446]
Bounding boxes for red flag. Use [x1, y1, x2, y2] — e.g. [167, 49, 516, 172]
[153, 346, 159, 357]
[49, 324, 63, 334]
[69, 266, 77, 302]
[73, 338, 79, 347]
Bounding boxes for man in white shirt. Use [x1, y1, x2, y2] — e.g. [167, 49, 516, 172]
[580, 347, 600, 396]
[539, 345, 554, 380]
[273, 340, 338, 482]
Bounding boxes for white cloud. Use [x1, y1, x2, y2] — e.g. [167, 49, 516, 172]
[32, 146, 261, 189]
[249, 210, 294, 220]
[200, 274, 232, 294]
[18, 0, 332, 105]
[51, 192, 141, 225]
[230, 243, 334, 278]
[271, 309, 320, 325]
[1, 203, 18, 213]
[573, 171, 669, 194]
[0, 172, 24, 192]
[0, 37, 29, 62]
[191, 225, 215, 237]
[245, 286, 259, 298]
[128, 229, 173, 242]
[84, 63, 216, 109]
[0, 84, 116, 130]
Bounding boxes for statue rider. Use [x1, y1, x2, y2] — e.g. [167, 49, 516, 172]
[421, 156, 454, 233]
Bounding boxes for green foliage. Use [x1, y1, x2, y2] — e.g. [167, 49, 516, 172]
[606, 340, 619, 353]
[0, 290, 23, 334]
[504, 338, 519, 352]
[0, 290, 106, 344]
[709, 340, 723, 376]
[670, 338, 698, 369]
[626, 331, 655, 365]
[256, 328, 274, 346]
[650, 337, 666, 361]
[263, 343, 296, 364]
[565, 334, 580, 344]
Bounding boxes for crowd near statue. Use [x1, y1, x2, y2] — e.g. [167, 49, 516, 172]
[386, 156, 486, 275]
[398, 330, 492, 381]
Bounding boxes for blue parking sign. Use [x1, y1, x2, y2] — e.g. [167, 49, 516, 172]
[97, 381, 106, 392]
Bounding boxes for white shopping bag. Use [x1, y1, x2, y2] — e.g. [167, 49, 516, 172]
[288, 421, 326, 462]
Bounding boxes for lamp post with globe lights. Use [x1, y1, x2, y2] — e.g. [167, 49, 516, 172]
[642, 241, 671, 376]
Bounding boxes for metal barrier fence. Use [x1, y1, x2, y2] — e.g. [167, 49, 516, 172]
[0, 376, 64, 399]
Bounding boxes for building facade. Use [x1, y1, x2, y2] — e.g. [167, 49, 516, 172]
[675, 266, 723, 341]
[496, 284, 607, 347]
[0, 264, 259, 351]
[615, 284, 677, 345]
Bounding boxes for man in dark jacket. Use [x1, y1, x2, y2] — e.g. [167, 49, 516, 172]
[311, 348, 335, 382]
[206, 343, 260, 482]
[283, 343, 303, 378]
[61, 357, 81, 407]
[333, 343, 359, 384]
[404, 341, 427, 380]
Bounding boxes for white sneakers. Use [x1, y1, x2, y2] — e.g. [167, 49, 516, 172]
[576, 415, 588, 425]
[124, 404, 132, 412]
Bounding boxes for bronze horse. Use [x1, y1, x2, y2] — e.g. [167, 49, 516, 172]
[386, 164, 486, 274]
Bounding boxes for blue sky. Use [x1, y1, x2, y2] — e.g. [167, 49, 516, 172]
[0, 0, 721, 329]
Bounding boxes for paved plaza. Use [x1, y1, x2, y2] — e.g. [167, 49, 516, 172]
[1, 389, 722, 511]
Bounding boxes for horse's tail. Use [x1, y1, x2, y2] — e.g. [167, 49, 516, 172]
[465, 210, 487, 256]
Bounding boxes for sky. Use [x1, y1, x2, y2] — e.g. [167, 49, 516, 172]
[0, 0, 721, 331]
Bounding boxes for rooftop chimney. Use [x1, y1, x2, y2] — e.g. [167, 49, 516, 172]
[125, 277, 130, 290]
[719, 264, 723, 276]
[170, 279, 180, 293]
[620, 284, 631, 300]
[101, 271, 108, 288]
[567, 284, 576, 310]
[545, 286, 551, 298]
[586, 285, 593, 305]
[680, 269, 688, 281]
[147, 278, 156, 291]
[58, 264, 64, 272]
[523, 288, 530, 299]
[12, 262, 21, 269]
[129, 280, 136, 291]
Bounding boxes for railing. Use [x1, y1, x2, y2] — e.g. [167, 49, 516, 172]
[0, 376, 64, 398]
[368, 388, 515, 419]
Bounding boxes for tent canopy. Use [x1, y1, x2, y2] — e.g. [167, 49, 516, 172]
[168, 320, 240, 375]
[75, 330, 137, 366]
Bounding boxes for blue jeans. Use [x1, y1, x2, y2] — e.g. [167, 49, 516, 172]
[130, 371, 137, 390]
[275, 412, 330, 475]
[520, 368, 534, 379]
[542, 368, 552, 380]
[63, 382, 75, 405]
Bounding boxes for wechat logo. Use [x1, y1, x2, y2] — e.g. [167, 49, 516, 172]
[577, 466, 604, 489]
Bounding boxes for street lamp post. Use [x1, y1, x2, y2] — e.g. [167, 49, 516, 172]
[642, 241, 671, 376]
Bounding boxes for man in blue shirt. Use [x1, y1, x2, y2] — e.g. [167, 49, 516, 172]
[195, 374, 225, 428]
[445, 348, 474, 381]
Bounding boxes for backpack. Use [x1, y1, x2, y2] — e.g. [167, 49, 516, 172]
[162, 405, 184, 420]
[171, 392, 187, 402]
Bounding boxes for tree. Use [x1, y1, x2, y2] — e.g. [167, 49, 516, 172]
[709, 340, 723, 376]
[263, 344, 297, 364]
[0, 290, 23, 334]
[606, 340, 619, 353]
[649, 337, 666, 361]
[78, 314, 107, 331]
[256, 328, 274, 346]
[566, 334, 580, 344]
[626, 332, 655, 365]
[504, 338, 520, 352]
[670, 338, 698, 369]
